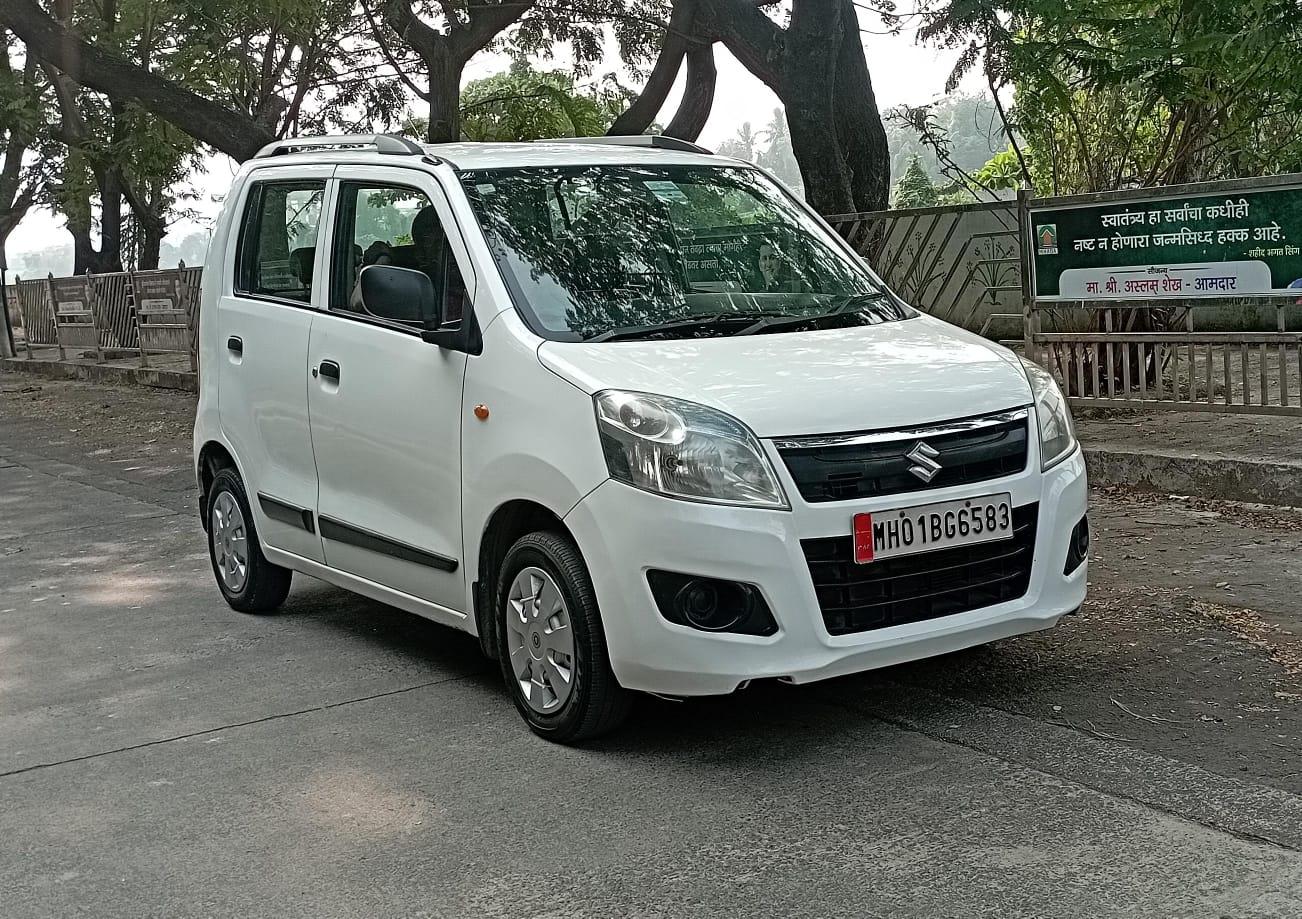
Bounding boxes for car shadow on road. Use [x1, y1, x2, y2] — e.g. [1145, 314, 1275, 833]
[272, 575, 498, 678]
[273, 576, 1093, 756]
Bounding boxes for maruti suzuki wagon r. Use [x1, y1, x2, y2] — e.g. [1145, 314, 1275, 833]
[194, 133, 1088, 743]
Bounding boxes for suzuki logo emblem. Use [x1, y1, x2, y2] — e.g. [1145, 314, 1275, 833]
[906, 441, 942, 483]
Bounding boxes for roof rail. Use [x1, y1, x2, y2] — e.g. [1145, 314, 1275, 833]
[253, 134, 425, 159]
[540, 135, 713, 155]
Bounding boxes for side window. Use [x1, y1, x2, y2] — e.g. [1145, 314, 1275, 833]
[331, 182, 469, 326]
[235, 181, 325, 303]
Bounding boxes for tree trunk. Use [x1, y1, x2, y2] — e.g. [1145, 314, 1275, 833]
[138, 222, 163, 270]
[664, 41, 716, 142]
[65, 174, 124, 275]
[0, 218, 20, 273]
[97, 168, 125, 273]
[784, 97, 855, 215]
[424, 51, 463, 143]
[696, 0, 889, 215]
[608, 0, 699, 136]
[382, 0, 533, 144]
[780, 0, 856, 214]
[0, 200, 31, 273]
[67, 200, 97, 275]
[828, 0, 889, 212]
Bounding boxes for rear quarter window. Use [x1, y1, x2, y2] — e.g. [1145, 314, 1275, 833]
[234, 180, 326, 304]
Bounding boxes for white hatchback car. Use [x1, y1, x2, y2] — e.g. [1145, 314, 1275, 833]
[194, 133, 1088, 742]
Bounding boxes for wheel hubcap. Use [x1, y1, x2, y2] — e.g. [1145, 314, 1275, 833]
[505, 566, 576, 714]
[210, 491, 249, 594]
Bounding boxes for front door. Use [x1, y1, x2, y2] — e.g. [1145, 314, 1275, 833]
[218, 168, 331, 563]
[305, 167, 474, 613]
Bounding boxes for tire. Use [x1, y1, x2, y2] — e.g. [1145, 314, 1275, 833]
[495, 531, 631, 743]
[206, 467, 292, 614]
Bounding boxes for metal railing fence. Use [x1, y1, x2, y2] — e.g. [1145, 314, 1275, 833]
[10, 267, 201, 369]
[1027, 300, 1301, 416]
[830, 182, 1302, 417]
[828, 199, 1023, 342]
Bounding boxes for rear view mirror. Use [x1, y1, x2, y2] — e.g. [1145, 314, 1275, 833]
[358, 265, 440, 327]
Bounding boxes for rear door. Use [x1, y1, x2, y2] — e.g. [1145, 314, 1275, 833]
[305, 166, 475, 613]
[217, 166, 332, 562]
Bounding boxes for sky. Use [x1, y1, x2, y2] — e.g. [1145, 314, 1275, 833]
[8, 11, 970, 262]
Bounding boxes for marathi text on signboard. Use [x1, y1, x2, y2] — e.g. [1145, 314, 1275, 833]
[1028, 181, 1302, 301]
[681, 225, 798, 292]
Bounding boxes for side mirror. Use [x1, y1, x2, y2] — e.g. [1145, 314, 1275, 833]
[358, 264, 440, 327]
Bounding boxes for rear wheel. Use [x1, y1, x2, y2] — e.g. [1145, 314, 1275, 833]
[496, 531, 630, 743]
[207, 468, 292, 614]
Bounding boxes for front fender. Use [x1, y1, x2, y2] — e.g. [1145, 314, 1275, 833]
[459, 309, 611, 629]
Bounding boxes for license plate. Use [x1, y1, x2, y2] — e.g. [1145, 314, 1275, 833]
[853, 493, 1013, 564]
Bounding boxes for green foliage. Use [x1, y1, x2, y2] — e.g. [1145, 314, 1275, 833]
[0, 46, 42, 147]
[892, 156, 940, 208]
[716, 121, 759, 161]
[753, 110, 803, 196]
[14, 0, 392, 268]
[163, 0, 372, 128]
[971, 147, 1023, 191]
[457, 63, 632, 142]
[717, 110, 805, 198]
[918, 0, 1302, 193]
[884, 93, 1005, 181]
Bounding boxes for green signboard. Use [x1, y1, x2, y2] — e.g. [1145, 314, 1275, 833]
[1028, 180, 1302, 301]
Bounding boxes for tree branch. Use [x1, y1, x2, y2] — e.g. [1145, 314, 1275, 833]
[664, 38, 716, 140]
[117, 167, 166, 234]
[986, 70, 1031, 188]
[451, 0, 536, 64]
[362, 1, 430, 99]
[607, 0, 700, 136]
[694, 0, 785, 92]
[2, 0, 273, 160]
[383, 0, 443, 60]
[40, 59, 98, 158]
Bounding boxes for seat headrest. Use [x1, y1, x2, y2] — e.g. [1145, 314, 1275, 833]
[289, 247, 315, 285]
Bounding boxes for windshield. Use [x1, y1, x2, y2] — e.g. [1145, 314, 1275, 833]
[460, 164, 915, 342]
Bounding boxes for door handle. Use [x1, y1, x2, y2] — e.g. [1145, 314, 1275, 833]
[318, 360, 340, 383]
[227, 335, 243, 356]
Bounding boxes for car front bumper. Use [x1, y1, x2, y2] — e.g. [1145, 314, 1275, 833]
[563, 446, 1088, 697]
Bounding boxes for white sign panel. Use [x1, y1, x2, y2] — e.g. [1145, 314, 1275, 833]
[1057, 260, 1273, 300]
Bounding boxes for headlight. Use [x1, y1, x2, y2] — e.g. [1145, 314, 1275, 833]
[594, 390, 788, 509]
[1021, 357, 1077, 469]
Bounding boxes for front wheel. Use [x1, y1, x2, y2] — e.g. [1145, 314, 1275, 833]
[496, 531, 631, 743]
[206, 468, 292, 614]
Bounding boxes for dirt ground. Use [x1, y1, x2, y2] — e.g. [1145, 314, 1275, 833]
[884, 484, 1302, 792]
[0, 376, 195, 467]
[4, 373, 1300, 793]
[1076, 407, 1302, 465]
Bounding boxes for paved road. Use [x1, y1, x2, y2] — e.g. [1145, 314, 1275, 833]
[3, 377, 1302, 918]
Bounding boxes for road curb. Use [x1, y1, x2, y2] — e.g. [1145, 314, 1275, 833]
[1085, 444, 1302, 508]
[0, 356, 196, 393]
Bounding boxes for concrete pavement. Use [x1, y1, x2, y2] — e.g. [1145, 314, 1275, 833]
[2, 377, 1302, 918]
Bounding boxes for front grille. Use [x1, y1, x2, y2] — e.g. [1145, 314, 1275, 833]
[776, 409, 1029, 503]
[802, 503, 1038, 636]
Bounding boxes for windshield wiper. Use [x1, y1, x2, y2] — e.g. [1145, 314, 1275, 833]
[588, 311, 788, 342]
[731, 292, 897, 337]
